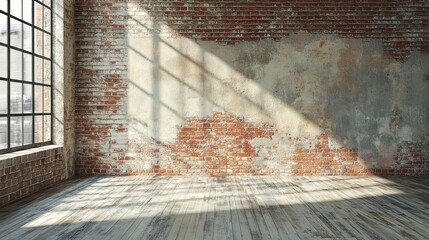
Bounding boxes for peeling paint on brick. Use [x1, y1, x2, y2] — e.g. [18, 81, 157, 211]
[164, 112, 275, 176]
[290, 134, 365, 176]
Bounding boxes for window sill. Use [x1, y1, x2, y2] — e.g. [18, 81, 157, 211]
[0, 145, 63, 162]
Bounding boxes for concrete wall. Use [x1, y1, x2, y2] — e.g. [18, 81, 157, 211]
[75, 0, 429, 176]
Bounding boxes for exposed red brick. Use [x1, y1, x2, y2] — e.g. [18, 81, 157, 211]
[290, 134, 367, 176]
[290, 134, 429, 176]
[390, 141, 429, 176]
[129, 0, 429, 62]
[163, 112, 275, 176]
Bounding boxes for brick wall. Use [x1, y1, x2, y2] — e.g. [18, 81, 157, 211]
[74, 0, 429, 177]
[0, 146, 65, 207]
[137, 0, 429, 62]
[75, 0, 129, 175]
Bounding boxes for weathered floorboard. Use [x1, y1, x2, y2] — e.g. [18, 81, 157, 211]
[0, 176, 428, 240]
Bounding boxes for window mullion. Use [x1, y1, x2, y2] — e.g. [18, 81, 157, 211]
[20, 0, 24, 146]
[32, 0, 35, 145]
[50, 0, 53, 143]
[6, 0, 10, 149]
[41, 1, 44, 142]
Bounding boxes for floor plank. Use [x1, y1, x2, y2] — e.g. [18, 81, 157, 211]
[0, 176, 428, 240]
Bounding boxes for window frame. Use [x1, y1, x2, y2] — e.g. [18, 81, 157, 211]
[0, 0, 53, 154]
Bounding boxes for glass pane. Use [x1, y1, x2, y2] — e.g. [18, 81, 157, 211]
[10, 82, 22, 113]
[10, 49, 23, 80]
[35, 2, 43, 29]
[23, 116, 32, 145]
[35, 57, 43, 83]
[10, 18, 22, 49]
[44, 0, 51, 8]
[23, 52, 32, 81]
[43, 7, 50, 32]
[35, 85, 42, 113]
[44, 115, 50, 141]
[43, 59, 50, 84]
[0, 13, 7, 44]
[11, 0, 22, 19]
[23, 22, 32, 51]
[23, 0, 32, 23]
[0, 45, 6, 77]
[10, 116, 22, 147]
[43, 32, 50, 58]
[44, 86, 50, 113]
[0, 1, 7, 12]
[0, 117, 7, 149]
[35, 29, 42, 55]
[0, 80, 6, 114]
[23, 83, 32, 113]
[34, 115, 42, 143]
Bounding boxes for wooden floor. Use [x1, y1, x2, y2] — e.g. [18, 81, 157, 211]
[0, 176, 428, 240]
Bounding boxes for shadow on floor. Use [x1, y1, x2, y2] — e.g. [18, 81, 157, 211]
[0, 176, 428, 240]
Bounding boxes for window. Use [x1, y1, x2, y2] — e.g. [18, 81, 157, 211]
[0, 0, 52, 153]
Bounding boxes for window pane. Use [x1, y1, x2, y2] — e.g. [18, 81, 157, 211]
[34, 115, 42, 143]
[23, 52, 32, 81]
[23, 22, 32, 51]
[0, 117, 7, 149]
[10, 49, 23, 80]
[35, 29, 42, 55]
[35, 85, 42, 113]
[44, 115, 50, 141]
[44, 32, 50, 58]
[0, 45, 6, 77]
[43, 0, 51, 8]
[23, 83, 32, 113]
[35, 57, 43, 83]
[10, 82, 22, 113]
[23, 0, 32, 23]
[0, 1, 7, 12]
[10, 116, 22, 147]
[11, 0, 22, 19]
[43, 7, 50, 32]
[0, 0, 52, 151]
[10, 18, 22, 49]
[23, 116, 32, 145]
[0, 13, 7, 44]
[35, 2, 43, 29]
[44, 59, 51, 84]
[44, 86, 50, 113]
[0, 80, 6, 114]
